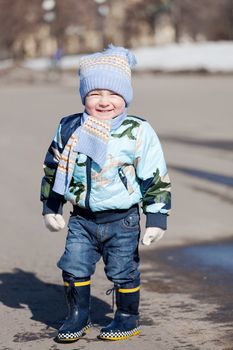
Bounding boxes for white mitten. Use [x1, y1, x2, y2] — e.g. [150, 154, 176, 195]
[141, 227, 165, 246]
[43, 213, 66, 232]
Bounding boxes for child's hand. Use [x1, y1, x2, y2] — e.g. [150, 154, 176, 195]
[141, 227, 165, 246]
[43, 214, 66, 232]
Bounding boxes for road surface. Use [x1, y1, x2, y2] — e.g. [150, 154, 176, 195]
[0, 71, 232, 350]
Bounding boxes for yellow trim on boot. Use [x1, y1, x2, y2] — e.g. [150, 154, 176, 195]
[64, 280, 91, 287]
[74, 280, 91, 287]
[118, 286, 140, 293]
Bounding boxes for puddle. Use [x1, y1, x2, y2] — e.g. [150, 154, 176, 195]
[142, 239, 233, 281]
[141, 238, 233, 324]
[176, 242, 233, 272]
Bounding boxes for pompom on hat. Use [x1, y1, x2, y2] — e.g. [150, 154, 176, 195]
[78, 44, 137, 106]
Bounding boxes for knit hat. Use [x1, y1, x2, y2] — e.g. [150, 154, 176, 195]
[78, 44, 137, 106]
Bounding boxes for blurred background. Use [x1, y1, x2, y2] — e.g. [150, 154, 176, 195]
[1, 0, 233, 75]
[0, 0, 233, 59]
[0, 1, 233, 349]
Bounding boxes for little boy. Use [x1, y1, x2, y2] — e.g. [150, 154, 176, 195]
[41, 45, 171, 342]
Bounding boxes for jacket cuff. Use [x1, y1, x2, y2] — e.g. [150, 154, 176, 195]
[146, 212, 167, 230]
[42, 198, 64, 215]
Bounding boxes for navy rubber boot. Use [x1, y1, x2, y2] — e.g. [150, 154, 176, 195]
[99, 285, 140, 340]
[56, 275, 91, 343]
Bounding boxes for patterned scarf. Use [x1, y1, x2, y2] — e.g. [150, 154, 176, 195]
[52, 111, 126, 195]
[52, 131, 79, 195]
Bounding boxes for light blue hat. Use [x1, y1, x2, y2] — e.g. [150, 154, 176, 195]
[78, 44, 137, 106]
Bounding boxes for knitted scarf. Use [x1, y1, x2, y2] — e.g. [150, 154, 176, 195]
[52, 131, 79, 195]
[52, 111, 126, 195]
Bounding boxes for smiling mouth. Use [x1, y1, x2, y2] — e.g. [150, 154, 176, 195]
[97, 110, 114, 113]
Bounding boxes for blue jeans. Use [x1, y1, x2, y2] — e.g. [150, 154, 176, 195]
[57, 208, 140, 288]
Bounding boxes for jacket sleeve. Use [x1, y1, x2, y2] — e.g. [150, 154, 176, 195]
[135, 121, 171, 230]
[40, 122, 66, 215]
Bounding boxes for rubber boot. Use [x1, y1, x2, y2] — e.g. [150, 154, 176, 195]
[56, 276, 92, 342]
[99, 285, 140, 340]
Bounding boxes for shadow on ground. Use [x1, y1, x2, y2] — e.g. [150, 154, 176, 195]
[169, 165, 233, 188]
[161, 135, 233, 152]
[0, 269, 112, 342]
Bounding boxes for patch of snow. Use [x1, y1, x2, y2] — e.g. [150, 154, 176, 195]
[0, 59, 14, 70]
[3, 41, 233, 73]
[133, 41, 233, 72]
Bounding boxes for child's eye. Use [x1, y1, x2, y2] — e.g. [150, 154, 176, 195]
[88, 92, 99, 96]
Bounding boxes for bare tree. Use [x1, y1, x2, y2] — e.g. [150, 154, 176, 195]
[0, 0, 43, 58]
[49, 0, 97, 49]
[203, 0, 233, 40]
[0, 0, 232, 58]
[123, 0, 168, 47]
[170, 0, 233, 42]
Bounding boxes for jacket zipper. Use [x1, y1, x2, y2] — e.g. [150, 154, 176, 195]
[85, 156, 92, 210]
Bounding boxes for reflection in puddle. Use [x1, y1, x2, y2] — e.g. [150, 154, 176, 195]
[180, 243, 233, 271]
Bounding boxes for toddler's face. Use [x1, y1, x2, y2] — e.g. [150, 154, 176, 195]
[85, 89, 125, 120]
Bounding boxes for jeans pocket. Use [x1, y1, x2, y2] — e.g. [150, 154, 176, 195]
[122, 213, 139, 229]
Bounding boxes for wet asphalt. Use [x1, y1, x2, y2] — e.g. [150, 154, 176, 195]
[141, 239, 233, 325]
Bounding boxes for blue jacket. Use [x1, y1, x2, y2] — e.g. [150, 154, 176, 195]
[41, 113, 171, 229]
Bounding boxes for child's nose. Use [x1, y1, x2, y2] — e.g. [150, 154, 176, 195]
[98, 96, 110, 106]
